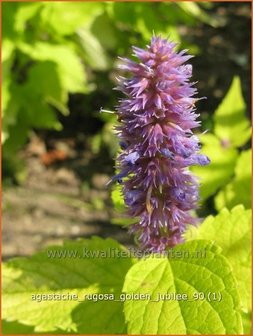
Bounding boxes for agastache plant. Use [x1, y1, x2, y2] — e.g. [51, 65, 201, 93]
[113, 36, 210, 252]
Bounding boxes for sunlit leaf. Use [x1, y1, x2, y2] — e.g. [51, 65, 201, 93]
[123, 240, 243, 334]
[215, 150, 252, 210]
[77, 28, 110, 71]
[17, 42, 87, 93]
[214, 76, 251, 147]
[2, 237, 135, 333]
[40, 2, 102, 35]
[192, 133, 238, 200]
[186, 205, 251, 313]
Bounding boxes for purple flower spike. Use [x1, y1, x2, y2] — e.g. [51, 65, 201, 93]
[113, 36, 210, 252]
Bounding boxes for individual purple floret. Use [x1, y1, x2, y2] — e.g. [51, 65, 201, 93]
[113, 36, 210, 252]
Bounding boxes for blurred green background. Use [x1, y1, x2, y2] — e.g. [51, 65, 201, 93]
[2, 1, 251, 259]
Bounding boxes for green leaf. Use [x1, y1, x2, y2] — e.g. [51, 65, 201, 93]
[2, 38, 15, 63]
[91, 13, 117, 51]
[177, 2, 219, 27]
[214, 76, 251, 147]
[40, 2, 102, 35]
[2, 78, 12, 121]
[2, 320, 36, 334]
[123, 240, 243, 334]
[186, 205, 251, 313]
[24, 61, 69, 116]
[111, 184, 135, 227]
[3, 62, 66, 153]
[2, 39, 15, 116]
[77, 28, 110, 71]
[3, 113, 29, 153]
[28, 62, 66, 102]
[17, 42, 87, 93]
[2, 237, 135, 333]
[2, 3, 19, 40]
[14, 2, 42, 33]
[192, 133, 238, 200]
[110, 2, 138, 26]
[215, 150, 252, 210]
[111, 184, 125, 213]
[241, 311, 252, 335]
